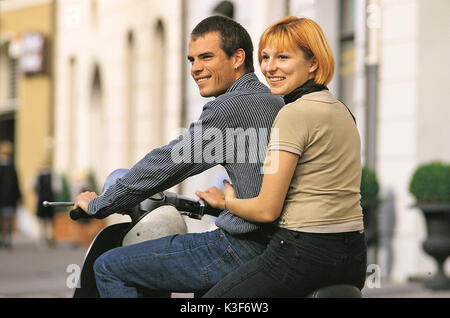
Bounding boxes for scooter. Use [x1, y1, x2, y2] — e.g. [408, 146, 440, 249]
[46, 169, 362, 298]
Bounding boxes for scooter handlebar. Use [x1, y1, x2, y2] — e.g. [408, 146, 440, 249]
[66, 192, 223, 221]
[41, 201, 92, 221]
[163, 192, 223, 219]
[202, 202, 222, 218]
[70, 207, 92, 221]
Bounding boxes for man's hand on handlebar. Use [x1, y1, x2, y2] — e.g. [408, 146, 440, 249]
[73, 191, 98, 215]
[195, 186, 226, 210]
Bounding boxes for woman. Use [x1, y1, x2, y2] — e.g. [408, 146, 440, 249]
[196, 16, 367, 297]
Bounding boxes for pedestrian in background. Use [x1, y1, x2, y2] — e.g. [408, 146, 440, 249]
[0, 140, 22, 249]
[32, 156, 60, 246]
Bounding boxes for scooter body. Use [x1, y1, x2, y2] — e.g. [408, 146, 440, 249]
[73, 202, 196, 297]
[73, 222, 130, 298]
[71, 169, 216, 297]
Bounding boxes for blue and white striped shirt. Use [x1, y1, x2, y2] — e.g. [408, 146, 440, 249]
[88, 72, 284, 234]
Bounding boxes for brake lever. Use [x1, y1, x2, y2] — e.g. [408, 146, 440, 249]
[42, 201, 74, 207]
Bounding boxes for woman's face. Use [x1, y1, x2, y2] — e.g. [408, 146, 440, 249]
[260, 45, 317, 95]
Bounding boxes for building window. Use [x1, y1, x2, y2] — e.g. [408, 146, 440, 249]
[91, 0, 98, 28]
[0, 41, 19, 111]
[89, 64, 104, 182]
[0, 42, 16, 143]
[125, 31, 136, 166]
[151, 20, 166, 147]
[212, 1, 234, 19]
[68, 57, 77, 175]
[9, 58, 18, 100]
[338, 0, 356, 111]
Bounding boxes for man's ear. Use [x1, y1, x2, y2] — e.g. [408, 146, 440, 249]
[232, 48, 246, 70]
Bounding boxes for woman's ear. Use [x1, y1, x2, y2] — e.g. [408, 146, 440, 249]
[309, 57, 319, 74]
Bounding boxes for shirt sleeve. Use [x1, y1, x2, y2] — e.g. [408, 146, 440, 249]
[88, 102, 228, 218]
[267, 104, 308, 156]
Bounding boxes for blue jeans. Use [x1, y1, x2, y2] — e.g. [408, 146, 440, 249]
[203, 228, 367, 297]
[93, 228, 267, 297]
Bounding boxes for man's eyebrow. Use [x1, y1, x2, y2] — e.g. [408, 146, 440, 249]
[187, 51, 215, 62]
[198, 51, 214, 57]
[187, 51, 214, 62]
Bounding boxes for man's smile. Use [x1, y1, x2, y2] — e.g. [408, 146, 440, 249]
[195, 75, 211, 84]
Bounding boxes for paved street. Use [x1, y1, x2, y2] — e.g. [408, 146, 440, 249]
[0, 235, 87, 298]
[1, 234, 450, 298]
[362, 280, 450, 298]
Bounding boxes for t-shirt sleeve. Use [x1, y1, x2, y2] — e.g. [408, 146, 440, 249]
[267, 104, 308, 156]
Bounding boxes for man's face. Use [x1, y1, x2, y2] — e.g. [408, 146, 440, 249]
[188, 32, 237, 98]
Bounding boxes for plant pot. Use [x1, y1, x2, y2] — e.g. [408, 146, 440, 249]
[53, 211, 76, 243]
[416, 203, 450, 290]
[53, 211, 105, 246]
[74, 219, 106, 246]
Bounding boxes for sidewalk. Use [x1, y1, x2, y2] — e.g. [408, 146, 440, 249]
[362, 280, 450, 298]
[0, 235, 87, 298]
[1, 234, 450, 298]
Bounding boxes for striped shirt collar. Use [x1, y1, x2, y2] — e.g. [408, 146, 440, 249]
[226, 72, 259, 93]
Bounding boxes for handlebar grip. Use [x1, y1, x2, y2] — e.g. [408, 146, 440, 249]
[70, 207, 91, 220]
[203, 203, 222, 217]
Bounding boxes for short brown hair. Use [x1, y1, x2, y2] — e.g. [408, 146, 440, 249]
[258, 16, 335, 85]
[191, 16, 254, 73]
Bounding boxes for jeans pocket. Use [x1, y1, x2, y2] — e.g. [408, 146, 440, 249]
[296, 238, 339, 267]
[201, 245, 244, 286]
[277, 246, 337, 296]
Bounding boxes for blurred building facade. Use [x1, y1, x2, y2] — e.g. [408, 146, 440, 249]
[0, 0, 55, 222]
[2, 0, 449, 283]
[53, 0, 184, 188]
[358, 0, 450, 282]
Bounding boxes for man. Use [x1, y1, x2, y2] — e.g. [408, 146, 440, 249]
[74, 16, 284, 297]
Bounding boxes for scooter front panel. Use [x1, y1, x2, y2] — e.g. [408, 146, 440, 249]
[122, 205, 188, 246]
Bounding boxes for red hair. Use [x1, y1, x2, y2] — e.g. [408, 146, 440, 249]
[258, 17, 335, 85]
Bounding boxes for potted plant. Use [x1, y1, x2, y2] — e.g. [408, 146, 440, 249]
[409, 161, 450, 290]
[53, 172, 106, 246]
[360, 166, 380, 251]
[53, 175, 76, 242]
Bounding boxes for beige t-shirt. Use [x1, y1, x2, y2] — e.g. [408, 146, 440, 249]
[268, 90, 363, 232]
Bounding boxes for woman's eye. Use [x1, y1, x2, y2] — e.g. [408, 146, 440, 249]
[261, 55, 269, 60]
[279, 55, 289, 59]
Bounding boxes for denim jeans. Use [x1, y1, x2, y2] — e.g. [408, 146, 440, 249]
[203, 228, 367, 297]
[93, 228, 267, 297]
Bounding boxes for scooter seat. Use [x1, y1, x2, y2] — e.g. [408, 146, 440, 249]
[307, 284, 362, 298]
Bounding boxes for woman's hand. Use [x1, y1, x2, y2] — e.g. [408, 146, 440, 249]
[195, 186, 226, 210]
[220, 151, 299, 223]
[223, 180, 237, 206]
